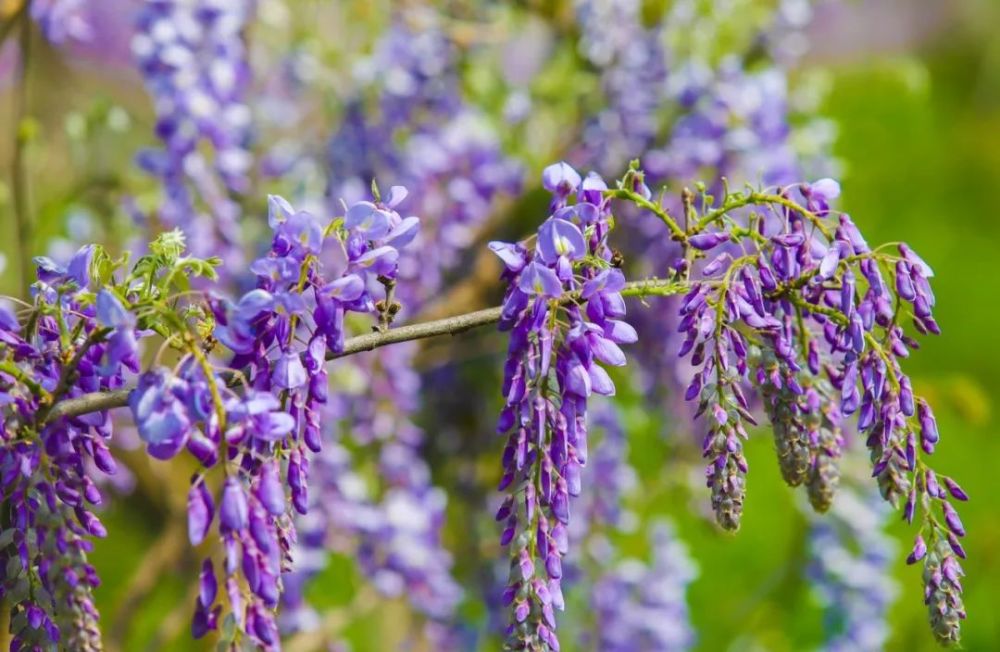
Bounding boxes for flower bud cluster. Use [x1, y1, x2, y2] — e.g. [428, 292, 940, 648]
[123, 190, 420, 646]
[492, 162, 637, 650]
[613, 170, 966, 643]
[0, 247, 135, 649]
[132, 0, 254, 272]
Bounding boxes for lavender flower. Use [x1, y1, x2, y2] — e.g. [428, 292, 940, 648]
[0, 246, 136, 650]
[119, 189, 421, 646]
[326, 19, 521, 315]
[132, 0, 254, 273]
[575, 0, 667, 175]
[808, 484, 898, 652]
[570, 404, 699, 652]
[591, 522, 698, 652]
[612, 167, 966, 642]
[31, 0, 92, 44]
[272, 199, 465, 643]
[494, 162, 635, 650]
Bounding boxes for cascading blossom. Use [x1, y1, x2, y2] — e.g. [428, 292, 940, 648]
[131, 0, 254, 272]
[0, 248, 135, 650]
[808, 483, 899, 652]
[30, 0, 92, 44]
[0, 168, 970, 647]
[492, 162, 638, 650]
[624, 174, 967, 644]
[591, 522, 698, 652]
[571, 405, 699, 652]
[0, 1, 975, 644]
[120, 189, 421, 647]
[281, 12, 517, 640]
[575, 0, 667, 174]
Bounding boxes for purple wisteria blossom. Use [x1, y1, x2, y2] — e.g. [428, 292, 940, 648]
[122, 190, 421, 647]
[327, 12, 521, 312]
[132, 0, 254, 272]
[493, 162, 637, 650]
[591, 522, 698, 652]
[0, 246, 135, 650]
[279, 11, 518, 640]
[30, 0, 92, 44]
[575, 0, 667, 174]
[620, 175, 966, 643]
[808, 483, 898, 652]
[570, 405, 698, 652]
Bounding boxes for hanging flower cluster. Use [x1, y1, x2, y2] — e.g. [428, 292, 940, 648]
[571, 405, 698, 652]
[491, 162, 640, 650]
[609, 172, 965, 645]
[280, 13, 517, 640]
[0, 187, 419, 647]
[132, 0, 254, 271]
[0, 156, 970, 648]
[0, 0, 978, 647]
[0, 242, 165, 649]
[808, 483, 899, 651]
[590, 521, 698, 652]
[122, 188, 422, 647]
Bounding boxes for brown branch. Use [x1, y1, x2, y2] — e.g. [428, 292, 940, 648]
[43, 278, 683, 422]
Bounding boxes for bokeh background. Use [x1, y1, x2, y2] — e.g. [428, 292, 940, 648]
[0, 0, 998, 650]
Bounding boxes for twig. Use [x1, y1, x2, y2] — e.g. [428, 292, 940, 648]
[43, 278, 684, 421]
[33, 327, 111, 424]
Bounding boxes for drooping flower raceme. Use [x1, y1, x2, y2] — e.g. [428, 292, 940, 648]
[122, 189, 420, 647]
[132, 0, 254, 273]
[571, 404, 698, 652]
[30, 0, 93, 44]
[609, 171, 966, 645]
[0, 247, 138, 651]
[286, 12, 515, 639]
[591, 521, 698, 652]
[493, 162, 638, 650]
[0, 153, 970, 647]
[808, 483, 899, 652]
[327, 13, 521, 312]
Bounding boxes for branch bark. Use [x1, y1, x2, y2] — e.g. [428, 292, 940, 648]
[44, 278, 682, 422]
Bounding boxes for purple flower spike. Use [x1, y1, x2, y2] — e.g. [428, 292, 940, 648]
[495, 172, 634, 651]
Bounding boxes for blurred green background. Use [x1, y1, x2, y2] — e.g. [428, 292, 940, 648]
[1, 0, 998, 650]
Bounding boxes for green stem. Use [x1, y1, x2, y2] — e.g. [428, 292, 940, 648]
[606, 188, 686, 241]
